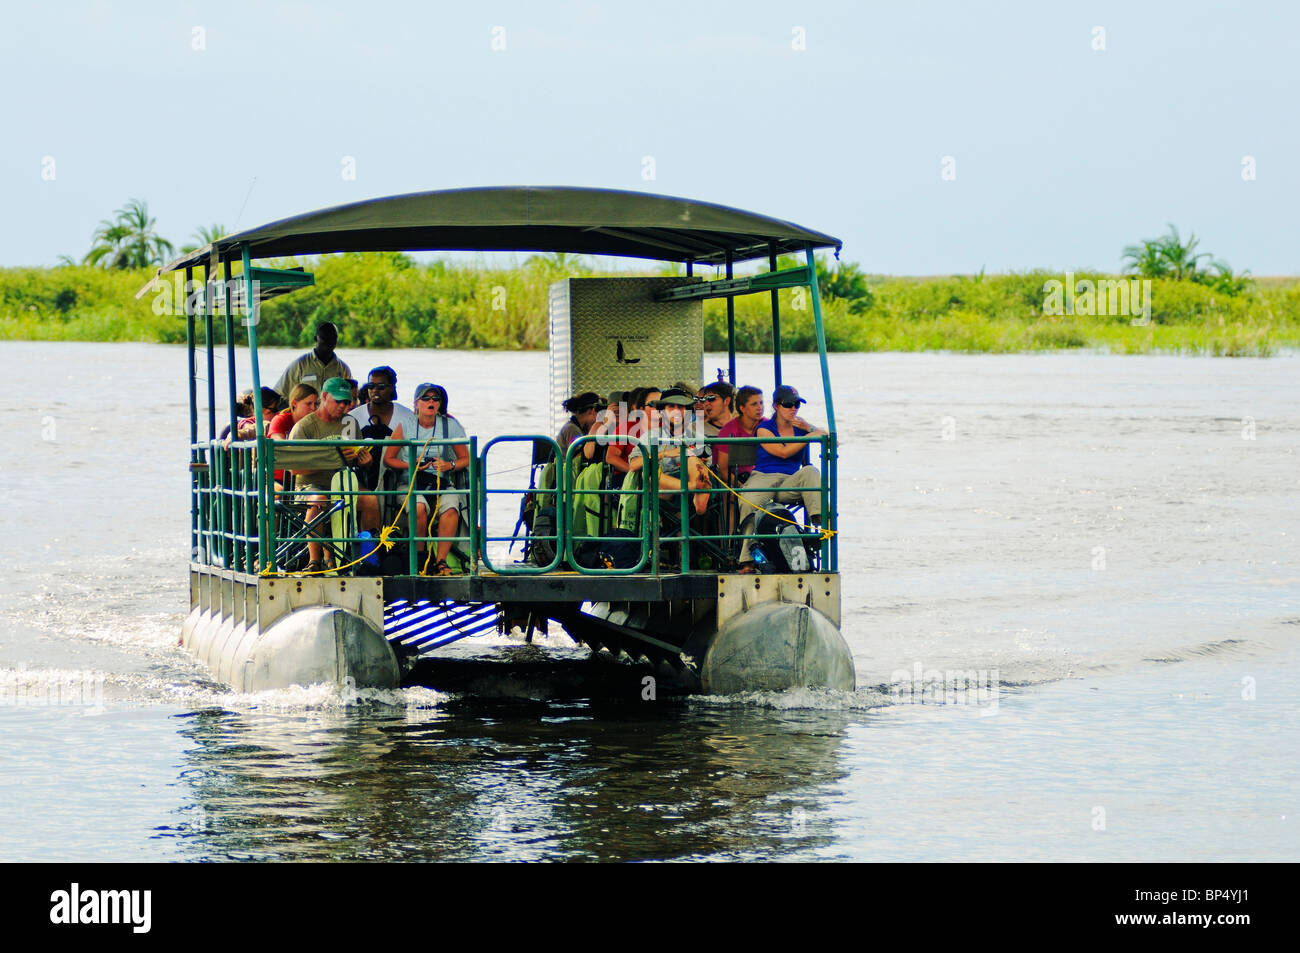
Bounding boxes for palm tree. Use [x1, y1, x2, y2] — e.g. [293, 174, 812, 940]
[1122, 224, 1209, 280]
[816, 259, 874, 313]
[1122, 225, 1251, 295]
[181, 223, 228, 255]
[83, 220, 131, 268]
[83, 199, 174, 269]
[1156, 225, 1210, 280]
[1121, 238, 1170, 279]
[1204, 260, 1253, 296]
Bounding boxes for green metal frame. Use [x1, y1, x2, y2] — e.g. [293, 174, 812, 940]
[479, 435, 564, 574]
[653, 264, 813, 302]
[561, 436, 653, 575]
[185, 238, 841, 581]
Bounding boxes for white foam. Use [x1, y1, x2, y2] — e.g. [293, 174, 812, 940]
[689, 686, 894, 712]
[177, 680, 450, 712]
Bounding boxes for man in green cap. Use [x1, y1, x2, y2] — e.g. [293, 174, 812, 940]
[288, 377, 379, 571]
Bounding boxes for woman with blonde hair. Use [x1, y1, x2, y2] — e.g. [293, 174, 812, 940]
[267, 383, 319, 490]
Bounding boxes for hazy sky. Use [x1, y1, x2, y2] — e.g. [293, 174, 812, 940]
[3, 0, 1296, 274]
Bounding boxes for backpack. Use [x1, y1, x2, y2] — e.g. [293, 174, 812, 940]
[574, 528, 641, 570]
[754, 506, 818, 573]
[529, 504, 559, 567]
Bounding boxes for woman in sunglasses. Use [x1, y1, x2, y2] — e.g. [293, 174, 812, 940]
[383, 383, 470, 574]
[734, 385, 829, 572]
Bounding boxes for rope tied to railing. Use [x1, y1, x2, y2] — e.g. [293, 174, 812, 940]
[259, 424, 450, 577]
[700, 459, 837, 541]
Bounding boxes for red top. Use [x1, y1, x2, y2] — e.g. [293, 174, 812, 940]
[268, 410, 295, 438]
[717, 417, 756, 474]
[604, 417, 634, 472]
[268, 410, 296, 483]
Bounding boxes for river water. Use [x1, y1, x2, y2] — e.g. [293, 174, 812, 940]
[0, 342, 1296, 861]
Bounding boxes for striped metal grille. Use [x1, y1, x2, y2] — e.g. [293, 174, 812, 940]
[384, 599, 500, 654]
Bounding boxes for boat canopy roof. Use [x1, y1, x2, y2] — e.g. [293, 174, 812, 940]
[160, 186, 841, 272]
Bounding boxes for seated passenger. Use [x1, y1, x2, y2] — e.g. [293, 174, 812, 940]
[557, 392, 605, 458]
[219, 389, 256, 441]
[714, 385, 763, 482]
[268, 384, 318, 489]
[605, 386, 661, 480]
[287, 377, 380, 573]
[383, 383, 471, 575]
[348, 365, 414, 436]
[694, 381, 735, 438]
[347, 365, 415, 491]
[579, 394, 622, 466]
[627, 389, 711, 517]
[230, 386, 282, 443]
[735, 385, 829, 572]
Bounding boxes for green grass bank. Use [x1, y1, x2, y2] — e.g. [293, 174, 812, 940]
[3, 255, 1298, 356]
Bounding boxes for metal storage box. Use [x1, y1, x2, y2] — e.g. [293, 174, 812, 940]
[549, 277, 703, 431]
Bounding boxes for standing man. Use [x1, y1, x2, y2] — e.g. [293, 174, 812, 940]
[275, 321, 352, 400]
[288, 377, 379, 573]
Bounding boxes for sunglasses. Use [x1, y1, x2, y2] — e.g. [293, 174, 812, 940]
[696, 395, 720, 403]
[419, 394, 442, 402]
[367, 381, 392, 390]
[777, 400, 799, 409]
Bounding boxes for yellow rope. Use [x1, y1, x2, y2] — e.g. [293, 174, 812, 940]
[701, 459, 836, 541]
[420, 467, 442, 576]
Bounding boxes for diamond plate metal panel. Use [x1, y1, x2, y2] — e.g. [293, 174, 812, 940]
[548, 277, 703, 433]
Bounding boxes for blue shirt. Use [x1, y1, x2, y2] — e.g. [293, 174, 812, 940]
[754, 417, 811, 474]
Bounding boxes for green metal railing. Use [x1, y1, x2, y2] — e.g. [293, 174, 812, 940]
[260, 436, 479, 575]
[636, 433, 837, 574]
[189, 430, 836, 577]
[479, 435, 564, 574]
[561, 435, 654, 574]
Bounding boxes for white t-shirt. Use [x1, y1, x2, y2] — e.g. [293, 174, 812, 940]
[348, 402, 416, 438]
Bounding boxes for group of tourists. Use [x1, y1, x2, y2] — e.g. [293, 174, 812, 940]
[232, 323, 468, 575]
[553, 378, 829, 573]
[238, 320, 830, 575]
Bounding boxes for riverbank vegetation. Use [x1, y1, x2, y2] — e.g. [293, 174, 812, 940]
[3, 253, 1298, 356]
